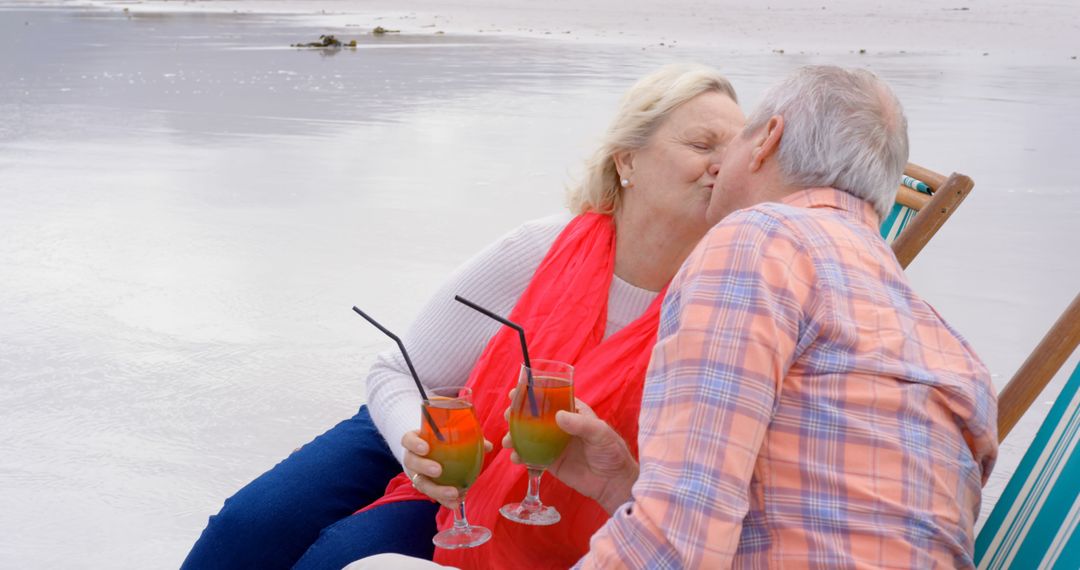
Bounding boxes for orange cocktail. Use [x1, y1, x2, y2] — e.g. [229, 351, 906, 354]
[421, 387, 491, 549]
[509, 376, 574, 468]
[501, 359, 575, 526]
[421, 397, 484, 489]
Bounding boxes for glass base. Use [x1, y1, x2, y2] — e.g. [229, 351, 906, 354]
[499, 501, 561, 526]
[432, 525, 491, 549]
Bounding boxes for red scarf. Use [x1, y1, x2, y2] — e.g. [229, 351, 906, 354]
[367, 213, 666, 569]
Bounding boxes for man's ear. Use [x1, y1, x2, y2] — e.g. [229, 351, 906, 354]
[613, 148, 635, 180]
[749, 115, 784, 172]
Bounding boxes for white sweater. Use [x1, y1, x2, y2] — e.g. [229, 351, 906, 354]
[365, 214, 659, 465]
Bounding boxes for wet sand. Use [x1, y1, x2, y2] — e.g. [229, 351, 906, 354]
[1, 1, 1078, 567]
[57, 0, 1080, 54]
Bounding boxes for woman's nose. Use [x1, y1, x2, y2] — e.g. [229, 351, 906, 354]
[707, 145, 727, 175]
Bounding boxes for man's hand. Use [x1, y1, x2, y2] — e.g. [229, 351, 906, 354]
[503, 393, 638, 514]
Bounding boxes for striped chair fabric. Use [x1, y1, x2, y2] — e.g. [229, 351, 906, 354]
[881, 175, 932, 243]
[975, 362, 1080, 569]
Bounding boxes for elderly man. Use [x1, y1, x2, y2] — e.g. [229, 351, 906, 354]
[560, 65, 999, 568]
[348, 66, 999, 569]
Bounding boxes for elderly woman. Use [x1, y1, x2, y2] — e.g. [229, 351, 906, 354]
[182, 63, 745, 570]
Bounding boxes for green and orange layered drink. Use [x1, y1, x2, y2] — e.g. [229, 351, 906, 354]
[420, 396, 484, 490]
[420, 386, 491, 549]
[509, 376, 574, 469]
[501, 359, 575, 526]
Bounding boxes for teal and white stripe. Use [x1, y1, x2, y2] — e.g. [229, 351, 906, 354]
[901, 175, 931, 193]
[879, 203, 918, 244]
[880, 176, 932, 243]
[975, 362, 1080, 569]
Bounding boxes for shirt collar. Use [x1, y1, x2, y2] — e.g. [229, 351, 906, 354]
[779, 187, 881, 229]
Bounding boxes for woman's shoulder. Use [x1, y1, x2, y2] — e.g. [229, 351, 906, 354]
[513, 211, 574, 240]
[490, 211, 573, 259]
[447, 212, 573, 295]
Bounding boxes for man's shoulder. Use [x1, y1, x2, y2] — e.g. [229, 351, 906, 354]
[700, 199, 884, 276]
[743, 200, 822, 226]
[718, 198, 873, 248]
[708, 201, 814, 243]
[691, 203, 815, 272]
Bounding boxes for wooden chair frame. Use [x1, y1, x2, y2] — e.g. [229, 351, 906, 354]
[997, 292, 1080, 441]
[890, 163, 975, 269]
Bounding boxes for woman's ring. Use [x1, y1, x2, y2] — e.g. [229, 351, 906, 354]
[410, 472, 422, 487]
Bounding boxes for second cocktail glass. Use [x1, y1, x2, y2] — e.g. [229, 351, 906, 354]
[421, 386, 491, 549]
[500, 359, 575, 526]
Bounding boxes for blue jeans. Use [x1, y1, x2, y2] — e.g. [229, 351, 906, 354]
[182, 406, 438, 570]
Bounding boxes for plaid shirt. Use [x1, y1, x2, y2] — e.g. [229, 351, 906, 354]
[577, 188, 998, 569]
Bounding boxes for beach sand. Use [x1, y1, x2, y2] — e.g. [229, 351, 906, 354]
[53, 0, 1080, 54]
[1, 1, 1077, 567]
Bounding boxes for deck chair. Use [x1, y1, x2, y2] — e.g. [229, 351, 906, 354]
[882, 163, 975, 269]
[975, 363, 1080, 569]
[974, 292, 1080, 569]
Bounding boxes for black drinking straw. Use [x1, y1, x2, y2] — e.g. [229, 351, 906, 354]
[352, 306, 444, 442]
[453, 295, 539, 417]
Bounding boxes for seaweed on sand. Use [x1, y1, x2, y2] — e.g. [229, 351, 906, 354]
[292, 34, 353, 48]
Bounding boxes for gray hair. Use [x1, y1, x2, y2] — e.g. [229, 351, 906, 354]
[743, 66, 908, 219]
[567, 63, 738, 215]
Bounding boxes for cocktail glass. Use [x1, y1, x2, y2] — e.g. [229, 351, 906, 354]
[500, 359, 575, 526]
[421, 386, 491, 549]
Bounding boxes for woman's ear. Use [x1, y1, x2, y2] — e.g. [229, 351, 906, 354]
[749, 115, 784, 172]
[613, 148, 635, 180]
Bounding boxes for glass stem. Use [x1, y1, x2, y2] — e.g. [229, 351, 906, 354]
[523, 468, 544, 510]
[453, 491, 471, 530]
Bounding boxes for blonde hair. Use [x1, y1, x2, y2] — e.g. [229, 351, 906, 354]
[567, 63, 738, 215]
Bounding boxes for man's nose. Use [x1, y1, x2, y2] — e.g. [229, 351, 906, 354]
[707, 161, 722, 177]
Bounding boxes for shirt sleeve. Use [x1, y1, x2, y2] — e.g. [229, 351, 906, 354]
[364, 218, 564, 465]
[576, 209, 814, 568]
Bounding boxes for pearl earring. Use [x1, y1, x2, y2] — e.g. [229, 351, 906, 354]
[620, 178, 630, 188]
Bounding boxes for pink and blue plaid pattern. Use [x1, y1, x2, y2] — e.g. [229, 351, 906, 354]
[578, 188, 998, 569]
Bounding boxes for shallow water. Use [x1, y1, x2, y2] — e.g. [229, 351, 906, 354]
[1, 5, 1078, 568]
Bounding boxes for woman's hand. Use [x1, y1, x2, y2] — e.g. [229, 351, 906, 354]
[502, 392, 639, 514]
[401, 430, 492, 510]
